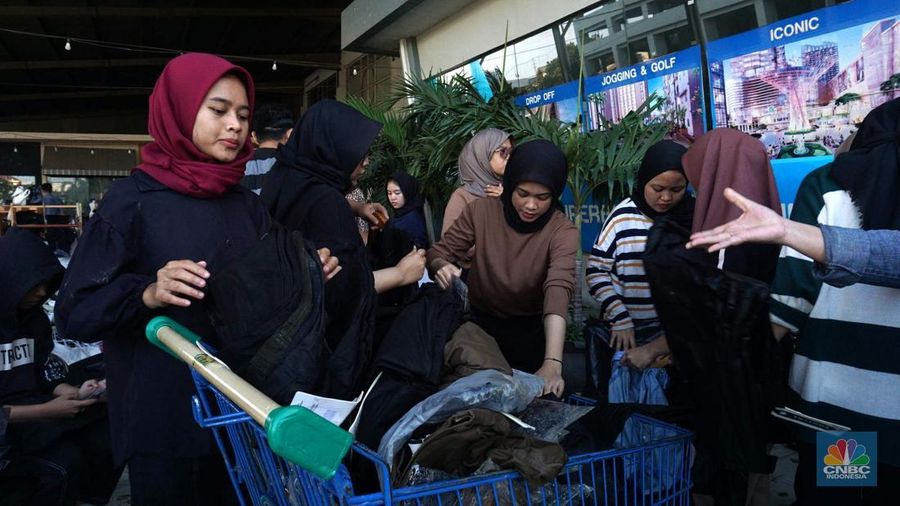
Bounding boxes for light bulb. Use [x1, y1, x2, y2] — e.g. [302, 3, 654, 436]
[64, 39, 71, 51]
[13, 146, 18, 153]
[271, 61, 278, 71]
[90, 149, 95, 155]
[352, 67, 358, 76]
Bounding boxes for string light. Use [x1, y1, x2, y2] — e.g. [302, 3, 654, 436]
[271, 61, 277, 71]
[0, 28, 332, 69]
[13, 146, 18, 153]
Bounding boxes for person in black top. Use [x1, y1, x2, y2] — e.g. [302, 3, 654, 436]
[261, 99, 426, 399]
[56, 53, 272, 506]
[1, 228, 119, 506]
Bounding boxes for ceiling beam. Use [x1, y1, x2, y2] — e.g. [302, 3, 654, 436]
[0, 53, 342, 71]
[0, 7, 340, 18]
[0, 81, 309, 102]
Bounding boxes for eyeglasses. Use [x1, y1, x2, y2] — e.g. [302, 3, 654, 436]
[494, 146, 512, 160]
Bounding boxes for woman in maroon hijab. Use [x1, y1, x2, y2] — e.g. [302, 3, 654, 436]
[56, 53, 277, 505]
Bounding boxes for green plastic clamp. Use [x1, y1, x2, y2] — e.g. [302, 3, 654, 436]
[145, 316, 203, 360]
[265, 405, 354, 480]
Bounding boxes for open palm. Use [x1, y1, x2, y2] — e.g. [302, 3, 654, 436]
[687, 188, 787, 252]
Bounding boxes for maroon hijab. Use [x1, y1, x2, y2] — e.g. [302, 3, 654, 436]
[682, 128, 781, 233]
[137, 53, 255, 198]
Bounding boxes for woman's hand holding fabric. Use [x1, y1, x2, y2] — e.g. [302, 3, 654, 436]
[317, 247, 341, 282]
[142, 259, 210, 309]
[397, 248, 426, 285]
[535, 361, 565, 397]
[434, 262, 462, 290]
[609, 327, 636, 351]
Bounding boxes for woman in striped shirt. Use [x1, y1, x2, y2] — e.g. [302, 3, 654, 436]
[586, 140, 695, 374]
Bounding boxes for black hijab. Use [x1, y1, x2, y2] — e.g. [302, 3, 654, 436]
[831, 98, 900, 230]
[275, 99, 382, 195]
[501, 139, 568, 234]
[631, 140, 695, 229]
[389, 171, 424, 218]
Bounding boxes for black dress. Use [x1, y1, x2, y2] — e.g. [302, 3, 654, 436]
[55, 170, 270, 467]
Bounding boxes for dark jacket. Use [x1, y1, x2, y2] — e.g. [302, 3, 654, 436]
[643, 218, 783, 505]
[0, 228, 64, 406]
[387, 211, 428, 250]
[207, 225, 327, 405]
[55, 170, 270, 466]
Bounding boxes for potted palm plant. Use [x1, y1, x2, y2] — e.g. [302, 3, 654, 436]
[347, 69, 671, 342]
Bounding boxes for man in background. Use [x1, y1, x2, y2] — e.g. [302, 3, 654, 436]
[242, 102, 294, 194]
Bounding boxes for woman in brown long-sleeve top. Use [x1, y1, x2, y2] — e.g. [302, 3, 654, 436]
[427, 139, 577, 397]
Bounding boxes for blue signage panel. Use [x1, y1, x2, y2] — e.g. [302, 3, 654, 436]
[707, 0, 900, 161]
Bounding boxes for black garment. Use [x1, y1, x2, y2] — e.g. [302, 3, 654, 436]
[387, 211, 428, 249]
[831, 97, 900, 230]
[129, 453, 237, 506]
[501, 139, 568, 234]
[642, 218, 784, 506]
[261, 100, 382, 399]
[56, 170, 270, 466]
[207, 225, 326, 405]
[355, 284, 463, 451]
[2, 407, 121, 506]
[0, 228, 64, 406]
[471, 309, 544, 373]
[630, 139, 695, 229]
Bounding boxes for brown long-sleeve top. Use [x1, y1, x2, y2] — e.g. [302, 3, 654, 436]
[428, 197, 578, 319]
[441, 187, 480, 235]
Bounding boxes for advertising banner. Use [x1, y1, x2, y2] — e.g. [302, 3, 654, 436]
[514, 79, 583, 123]
[707, 0, 900, 161]
[584, 45, 706, 138]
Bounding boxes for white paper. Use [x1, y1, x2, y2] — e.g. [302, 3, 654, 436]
[290, 371, 383, 428]
[291, 389, 363, 426]
[348, 371, 383, 435]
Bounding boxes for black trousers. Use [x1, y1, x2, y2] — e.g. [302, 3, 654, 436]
[1, 408, 121, 506]
[128, 453, 239, 506]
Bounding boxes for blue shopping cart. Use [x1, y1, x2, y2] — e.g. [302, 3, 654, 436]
[150, 317, 694, 506]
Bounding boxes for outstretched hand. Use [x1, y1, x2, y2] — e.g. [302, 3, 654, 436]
[686, 188, 787, 252]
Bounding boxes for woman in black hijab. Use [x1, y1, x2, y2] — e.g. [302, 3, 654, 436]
[427, 140, 578, 397]
[261, 100, 425, 399]
[585, 140, 694, 383]
[385, 171, 428, 249]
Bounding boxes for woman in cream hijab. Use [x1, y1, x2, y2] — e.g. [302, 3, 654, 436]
[441, 128, 512, 235]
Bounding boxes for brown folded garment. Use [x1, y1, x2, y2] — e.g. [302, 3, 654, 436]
[442, 322, 513, 385]
[399, 408, 566, 486]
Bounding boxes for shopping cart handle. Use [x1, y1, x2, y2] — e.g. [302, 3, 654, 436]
[266, 405, 354, 479]
[145, 316, 354, 480]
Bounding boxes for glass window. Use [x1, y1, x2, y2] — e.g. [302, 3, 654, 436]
[703, 5, 759, 41]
